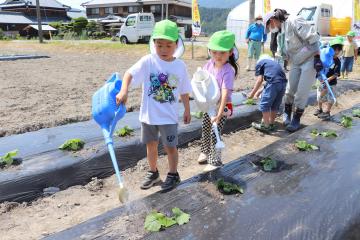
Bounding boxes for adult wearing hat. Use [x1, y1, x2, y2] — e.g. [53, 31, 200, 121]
[245, 15, 267, 71]
[263, 9, 322, 132]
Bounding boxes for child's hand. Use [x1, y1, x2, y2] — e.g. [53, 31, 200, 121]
[116, 91, 128, 106]
[211, 115, 221, 124]
[183, 110, 191, 124]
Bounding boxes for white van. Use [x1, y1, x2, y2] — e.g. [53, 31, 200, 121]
[118, 13, 155, 44]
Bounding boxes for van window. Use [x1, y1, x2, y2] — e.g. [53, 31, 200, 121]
[140, 15, 152, 22]
[126, 16, 136, 26]
[297, 7, 316, 21]
[321, 8, 331, 17]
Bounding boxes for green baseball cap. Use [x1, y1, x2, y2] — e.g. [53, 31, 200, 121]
[207, 30, 235, 51]
[330, 36, 344, 46]
[152, 19, 179, 42]
[347, 31, 356, 37]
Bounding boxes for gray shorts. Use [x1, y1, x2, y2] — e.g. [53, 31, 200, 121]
[141, 123, 178, 147]
[317, 85, 337, 104]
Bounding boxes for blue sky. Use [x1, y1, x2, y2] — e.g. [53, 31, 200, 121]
[0, 0, 86, 9]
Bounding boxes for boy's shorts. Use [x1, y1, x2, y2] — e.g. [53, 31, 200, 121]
[317, 85, 337, 105]
[341, 57, 354, 72]
[141, 123, 178, 147]
[259, 82, 287, 112]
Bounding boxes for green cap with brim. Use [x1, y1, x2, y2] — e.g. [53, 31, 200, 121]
[347, 31, 356, 37]
[330, 36, 344, 46]
[207, 30, 236, 52]
[152, 19, 179, 42]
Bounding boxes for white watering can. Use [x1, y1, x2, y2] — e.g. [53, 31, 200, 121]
[191, 68, 225, 149]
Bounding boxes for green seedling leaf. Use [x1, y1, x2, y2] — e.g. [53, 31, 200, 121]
[353, 109, 360, 118]
[244, 98, 256, 105]
[172, 208, 190, 225]
[115, 126, 134, 137]
[191, 111, 204, 119]
[216, 178, 244, 195]
[144, 211, 163, 232]
[295, 140, 319, 151]
[260, 157, 278, 171]
[310, 129, 320, 137]
[0, 149, 18, 166]
[341, 115, 353, 128]
[158, 215, 177, 228]
[320, 130, 337, 138]
[59, 139, 85, 151]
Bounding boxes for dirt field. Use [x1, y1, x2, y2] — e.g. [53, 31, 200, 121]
[1, 90, 360, 240]
[0, 41, 257, 137]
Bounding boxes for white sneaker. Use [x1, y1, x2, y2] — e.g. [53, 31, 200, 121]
[197, 153, 208, 164]
[203, 164, 220, 173]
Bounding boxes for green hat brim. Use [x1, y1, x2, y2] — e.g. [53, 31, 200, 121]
[207, 42, 233, 52]
[152, 34, 178, 42]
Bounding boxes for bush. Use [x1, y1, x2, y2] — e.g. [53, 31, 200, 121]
[0, 28, 4, 40]
[73, 17, 88, 35]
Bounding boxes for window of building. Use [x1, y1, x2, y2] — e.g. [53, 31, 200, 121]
[90, 8, 99, 15]
[105, 7, 113, 14]
[128, 6, 140, 13]
[321, 8, 331, 17]
[150, 5, 161, 14]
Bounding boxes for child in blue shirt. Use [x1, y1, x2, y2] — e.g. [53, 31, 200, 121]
[248, 55, 287, 132]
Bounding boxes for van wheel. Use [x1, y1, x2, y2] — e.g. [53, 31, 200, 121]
[120, 36, 128, 44]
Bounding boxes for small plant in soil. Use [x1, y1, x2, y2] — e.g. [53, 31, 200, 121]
[0, 150, 19, 168]
[353, 109, 360, 118]
[341, 115, 353, 128]
[59, 139, 85, 151]
[115, 126, 134, 137]
[191, 111, 204, 119]
[260, 157, 278, 171]
[311, 129, 337, 138]
[144, 208, 190, 232]
[244, 98, 256, 105]
[216, 178, 244, 195]
[295, 140, 319, 151]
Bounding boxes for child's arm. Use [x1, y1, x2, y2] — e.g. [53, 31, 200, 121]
[180, 94, 191, 124]
[248, 76, 264, 99]
[212, 88, 230, 124]
[116, 72, 132, 105]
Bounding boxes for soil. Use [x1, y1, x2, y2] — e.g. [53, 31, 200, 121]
[1, 91, 360, 240]
[0, 41, 257, 137]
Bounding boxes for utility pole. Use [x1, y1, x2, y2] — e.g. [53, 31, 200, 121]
[249, 0, 255, 27]
[165, 0, 168, 19]
[161, 2, 164, 20]
[35, 0, 43, 43]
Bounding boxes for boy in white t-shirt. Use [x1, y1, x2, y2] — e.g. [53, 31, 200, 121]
[116, 20, 192, 192]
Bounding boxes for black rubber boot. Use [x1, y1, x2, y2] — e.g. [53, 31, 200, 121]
[286, 108, 304, 132]
[283, 104, 292, 126]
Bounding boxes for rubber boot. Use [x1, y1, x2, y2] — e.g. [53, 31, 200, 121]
[283, 104, 292, 126]
[286, 108, 304, 132]
[246, 58, 251, 71]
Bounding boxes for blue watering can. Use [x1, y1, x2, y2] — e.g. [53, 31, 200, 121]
[318, 44, 337, 104]
[92, 72, 128, 203]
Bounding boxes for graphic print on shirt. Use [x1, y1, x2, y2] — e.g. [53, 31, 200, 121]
[148, 72, 178, 103]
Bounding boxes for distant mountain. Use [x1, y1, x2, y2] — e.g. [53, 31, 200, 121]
[200, 7, 231, 34]
[198, 0, 245, 9]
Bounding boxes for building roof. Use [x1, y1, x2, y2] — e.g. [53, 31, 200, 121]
[26, 24, 57, 31]
[0, 11, 33, 24]
[83, 0, 191, 8]
[0, 0, 69, 9]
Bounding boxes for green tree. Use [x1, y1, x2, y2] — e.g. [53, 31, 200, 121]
[73, 17, 88, 35]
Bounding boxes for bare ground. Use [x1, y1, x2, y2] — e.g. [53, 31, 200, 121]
[1, 91, 360, 240]
[0, 41, 257, 137]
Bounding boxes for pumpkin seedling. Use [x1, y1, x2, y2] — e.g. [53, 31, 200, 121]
[0, 149, 19, 168]
[295, 140, 319, 151]
[191, 111, 204, 119]
[341, 115, 353, 128]
[59, 139, 85, 151]
[353, 109, 360, 118]
[144, 208, 190, 232]
[260, 157, 278, 172]
[311, 129, 337, 138]
[115, 126, 134, 137]
[244, 98, 256, 105]
[216, 178, 244, 195]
